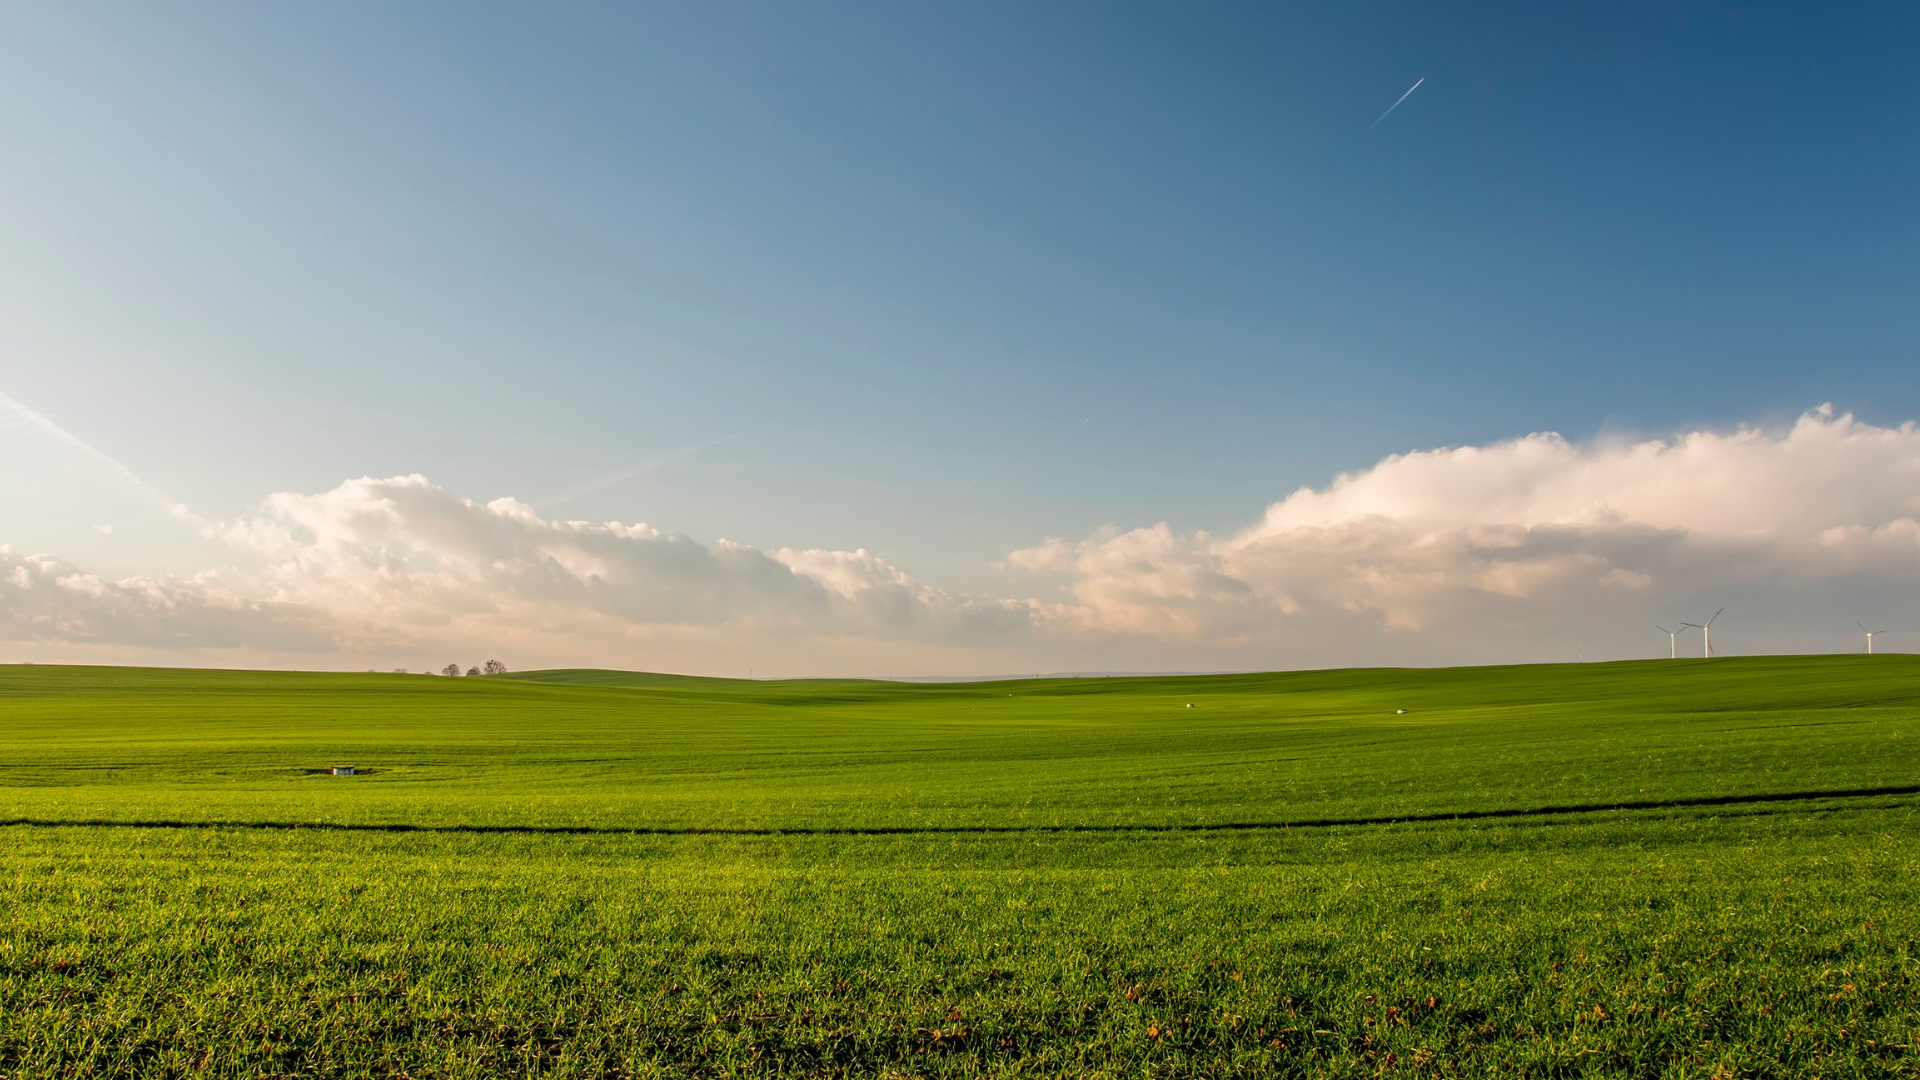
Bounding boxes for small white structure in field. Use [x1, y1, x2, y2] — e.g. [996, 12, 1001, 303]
[1185, 703, 1194, 708]
[332, 765, 357, 776]
[1395, 709, 1409, 715]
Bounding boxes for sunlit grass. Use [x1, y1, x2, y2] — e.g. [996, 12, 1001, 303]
[2, 657, 1917, 1076]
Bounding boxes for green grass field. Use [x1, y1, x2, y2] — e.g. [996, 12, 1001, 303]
[2, 656, 1917, 1077]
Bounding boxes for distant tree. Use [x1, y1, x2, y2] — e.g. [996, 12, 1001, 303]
[466, 666, 481, 677]
[442, 663, 461, 677]
[483, 659, 508, 675]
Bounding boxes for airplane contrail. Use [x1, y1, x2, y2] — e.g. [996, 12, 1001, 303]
[0, 388, 196, 520]
[1369, 76, 1425, 130]
[536, 433, 744, 510]
[956, 465, 992, 496]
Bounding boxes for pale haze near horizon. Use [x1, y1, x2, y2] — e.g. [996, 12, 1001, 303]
[3, 3, 1918, 676]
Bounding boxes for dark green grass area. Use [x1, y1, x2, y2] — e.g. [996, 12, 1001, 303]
[2, 657, 1918, 1077]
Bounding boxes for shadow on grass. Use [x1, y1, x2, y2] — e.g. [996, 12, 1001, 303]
[2, 785, 1915, 837]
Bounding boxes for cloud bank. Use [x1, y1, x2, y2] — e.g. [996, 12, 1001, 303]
[1008, 406, 1920, 644]
[209, 475, 1032, 651]
[4, 407, 1920, 671]
[1, 548, 333, 652]
[2, 474, 1037, 670]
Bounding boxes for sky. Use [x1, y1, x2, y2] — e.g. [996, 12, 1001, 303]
[3, 1, 1918, 675]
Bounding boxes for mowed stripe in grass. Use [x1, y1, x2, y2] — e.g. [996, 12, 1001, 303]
[2, 656, 1918, 1076]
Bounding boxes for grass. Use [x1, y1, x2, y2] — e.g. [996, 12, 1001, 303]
[0, 656, 1917, 1077]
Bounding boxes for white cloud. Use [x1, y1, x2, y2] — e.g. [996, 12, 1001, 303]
[1010, 406, 1920, 639]
[5, 407, 1920, 671]
[201, 474, 1035, 650]
[0, 546, 334, 652]
[0, 475, 1037, 668]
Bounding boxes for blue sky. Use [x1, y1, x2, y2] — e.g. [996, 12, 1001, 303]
[4, 2, 1919, 673]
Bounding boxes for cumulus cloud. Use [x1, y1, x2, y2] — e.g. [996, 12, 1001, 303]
[1, 475, 1036, 664]
[192, 475, 1030, 650]
[0, 547, 335, 651]
[1010, 406, 1920, 638]
[6, 407, 1920, 670]
[198, 475, 1030, 655]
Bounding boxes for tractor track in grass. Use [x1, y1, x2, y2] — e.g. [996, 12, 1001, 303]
[5, 783, 1916, 838]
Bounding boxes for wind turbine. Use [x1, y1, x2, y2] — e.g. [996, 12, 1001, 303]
[1680, 608, 1724, 658]
[1655, 624, 1682, 659]
[1859, 621, 1888, 655]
